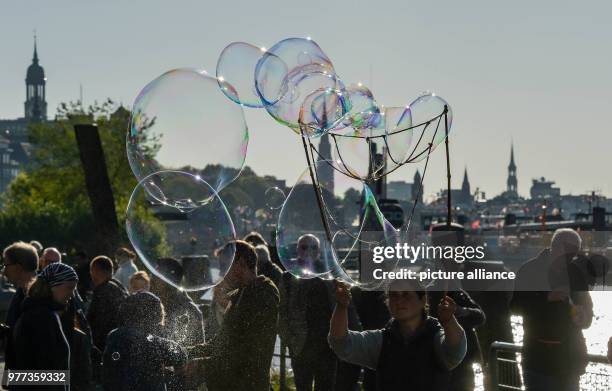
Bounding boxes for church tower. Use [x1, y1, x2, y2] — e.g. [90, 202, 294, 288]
[506, 144, 517, 196]
[25, 35, 47, 122]
[461, 167, 471, 202]
[412, 169, 423, 204]
[317, 133, 334, 194]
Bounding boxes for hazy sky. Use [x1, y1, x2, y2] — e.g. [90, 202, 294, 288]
[2, 1, 611, 198]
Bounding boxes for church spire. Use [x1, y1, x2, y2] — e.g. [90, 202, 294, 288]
[33, 33, 39, 63]
[506, 143, 518, 196]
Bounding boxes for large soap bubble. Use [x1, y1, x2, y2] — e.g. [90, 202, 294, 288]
[276, 159, 397, 283]
[127, 68, 249, 206]
[404, 92, 452, 163]
[329, 105, 413, 180]
[255, 37, 344, 134]
[275, 160, 367, 279]
[216, 42, 270, 108]
[126, 171, 236, 291]
[298, 88, 350, 138]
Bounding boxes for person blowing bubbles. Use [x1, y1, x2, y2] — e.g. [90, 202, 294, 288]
[328, 279, 467, 391]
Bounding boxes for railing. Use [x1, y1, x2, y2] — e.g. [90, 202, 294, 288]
[489, 341, 611, 391]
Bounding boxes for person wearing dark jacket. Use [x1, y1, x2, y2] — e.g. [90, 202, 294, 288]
[511, 229, 592, 391]
[429, 286, 485, 391]
[150, 257, 205, 347]
[277, 235, 338, 391]
[329, 279, 467, 391]
[12, 263, 79, 391]
[187, 241, 280, 391]
[1, 242, 38, 378]
[103, 291, 187, 391]
[87, 255, 128, 352]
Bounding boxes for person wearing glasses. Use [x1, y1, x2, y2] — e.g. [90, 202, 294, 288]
[1, 242, 39, 379]
[328, 279, 467, 391]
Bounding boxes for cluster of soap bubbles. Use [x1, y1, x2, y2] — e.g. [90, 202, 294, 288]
[126, 36, 453, 290]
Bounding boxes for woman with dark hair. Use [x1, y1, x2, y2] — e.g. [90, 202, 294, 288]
[13, 263, 79, 391]
[328, 279, 467, 391]
[102, 291, 187, 391]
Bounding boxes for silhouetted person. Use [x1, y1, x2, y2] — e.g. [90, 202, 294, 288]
[74, 251, 93, 299]
[329, 279, 467, 391]
[279, 234, 337, 391]
[40, 247, 61, 270]
[150, 258, 204, 347]
[1, 242, 38, 378]
[13, 264, 79, 390]
[187, 241, 279, 391]
[103, 292, 187, 391]
[113, 247, 139, 289]
[511, 228, 593, 391]
[87, 256, 127, 352]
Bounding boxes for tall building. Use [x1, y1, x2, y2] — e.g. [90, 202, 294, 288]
[506, 143, 518, 196]
[458, 167, 472, 205]
[412, 169, 423, 204]
[0, 36, 46, 194]
[317, 133, 334, 194]
[25, 35, 47, 123]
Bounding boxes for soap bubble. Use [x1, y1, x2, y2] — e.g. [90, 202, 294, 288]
[255, 37, 344, 133]
[329, 105, 413, 180]
[127, 68, 248, 206]
[298, 88, 350, 138]
[341, 84, 380, 130]
[126, 171, 236, 291]
[265, 187, 286, 210]
[111, 352, 121, 361]
[217, 42, 270, 108]
[404, 92, 452, 162]
[334, 189, 401, 291]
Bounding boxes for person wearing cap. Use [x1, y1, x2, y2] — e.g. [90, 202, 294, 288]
[149, 257, 204, 347]
[1, 242, 39, 378]
[12, 263, 79, 390]
[102, 291, 187, 391]
[328, 279, 467, 391]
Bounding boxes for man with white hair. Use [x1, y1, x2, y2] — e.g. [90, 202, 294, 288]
[511, 228, 592, 391]
[39, 247, 62, 270]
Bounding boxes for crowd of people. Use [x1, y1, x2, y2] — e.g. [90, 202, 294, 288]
[0, 227, 609, 391]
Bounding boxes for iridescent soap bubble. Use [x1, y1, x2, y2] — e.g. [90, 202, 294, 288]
[217, 42, 271, 108]
[335, 187, 401, 291]
[265, 187, 286, 210]
[404, 92, 452, 163]
[298, 88, 350, 138]
[127, 68, 249, 206]
[341, 84, 380, 130]
[255, 37, 344, 133]
[275, 160, 367, 279]
[111, 352, 121, 361]
[126, 171, 236, 291]
[329, 105, 412, 180]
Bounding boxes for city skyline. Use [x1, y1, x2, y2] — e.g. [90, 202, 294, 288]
[1, 1, 611, 198]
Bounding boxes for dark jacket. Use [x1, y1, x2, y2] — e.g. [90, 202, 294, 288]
[12, 297, 70, 391]
[4, 287, 26, 371]
[429, 289, 485, 391]
[87, 278, 127, 350]
[192, 275, 279, 391]
[103, 327, 187, 391]
[511, 249, 591, 375]
[278, 274, 335, 359]
[377, 318, 450, 391]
